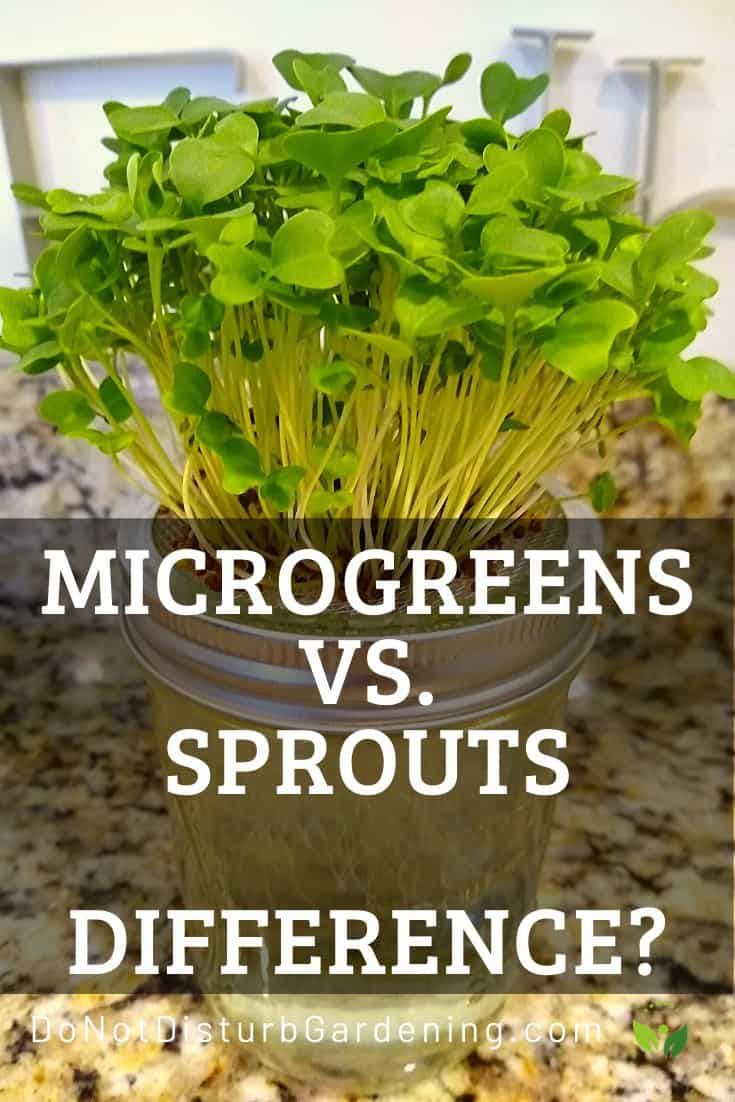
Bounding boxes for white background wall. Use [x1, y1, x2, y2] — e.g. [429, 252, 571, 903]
[0, 0, 733, 358]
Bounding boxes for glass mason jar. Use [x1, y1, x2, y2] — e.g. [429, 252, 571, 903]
[120, 500, 598, 1093]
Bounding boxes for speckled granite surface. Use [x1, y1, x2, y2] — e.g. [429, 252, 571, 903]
[0, 366, 733, 1101]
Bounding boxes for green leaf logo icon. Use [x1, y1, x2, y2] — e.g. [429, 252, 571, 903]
[633, 1013, 688, 1060]
[632, 1020, 661, 1054]
[663, 1025, 688, 1058]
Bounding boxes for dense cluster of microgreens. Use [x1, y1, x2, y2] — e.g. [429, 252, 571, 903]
[0, 50, 732, 555]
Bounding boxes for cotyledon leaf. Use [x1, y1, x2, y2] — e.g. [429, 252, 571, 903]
[542, 299, 638, 381]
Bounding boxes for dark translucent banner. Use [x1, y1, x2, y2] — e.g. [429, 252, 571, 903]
[0, 518, 731, 998]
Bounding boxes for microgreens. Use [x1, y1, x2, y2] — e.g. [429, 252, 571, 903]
[1, 51, 731, 555]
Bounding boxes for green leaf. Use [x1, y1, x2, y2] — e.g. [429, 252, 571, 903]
[588, 472, 617, 513]
[480, 62, 549, 122]
[400, 181, 465, 240]
[284, 121, 398, 188]
[206, 244, 262, 305]
[420, 141, 482, 180]
[310, 440, 358, 480]
[126, 150, 168, 220]
[541, 108, 571, 138]
[601, 250, 637, 298]
[198, 410, 237, 449]
[650, 376, 700, 442]
[442, 53, 472, 86]
[179, 293, 225, 332]
[165, 362, 212, 415]
[541, 262, 601, 305]
[542, 299, 638, 381]
[296, 92, 386, 129]
[180, 327, 210, 358]
[549, 173, 637, 203]
[663, 1026, 688, 1058]
[516, 304, 561, 334]
[57, 295, 105, 357]
[440, 340, 471, 377]
[39, 209, 124, 236]
[276, 183, 353, 212]
[39, 389, 95, 433]
[170, 137, 254, 209]
[99, 376, 133, 422]
[16, 340, 63, 375]
[292, 58, 347, 105]
[518, 127, 566, 192]
[12, 182, 49, 209]
[273, 50, 355, 91]
[637, 210, 715, 287]
[34, 247, 76, 316]
[656, 264, 718, 300]
[212, 113, 259, 156]
[240, 97, 281, 116]
[499, 416, 529, 431]
[163, 86, 190, 115]
[481, 217, 568, 265]
[481, 62, 520, 121]
[271, 210, 344, 289]
[461, 117, 507, 153]
[479, 344, 503, 380]
[259, 465, 305, 511]
[366, 186, 449, 261]
[640, 305, 700, 363]
[462, 267, 563, 315]
[242, 338, 265, 361]
[55, 227, 121, 296]
[218, 210, 258, 243]
[571, 215, 611, 257]
[564, 147, 602, 180]
[0, 288, 42, 350]
[320, 301, 378, 330]
[379, 108, 452, 161]
[71, 427, 135, 454]
[395, 278, 487, 340]
[310, 357, 359, 395]
[46, 188, 131, 223]
[264, 285, 325, 315]
[668, 356, 735, 400]
[305, 488, 353, 516]
[348, 65, 441, 115]
[107, 104, 180, 139]
[180, 96, 237, 125]
[217, 436, 264, 494]
[467, 161, 528, 215]
[632, 1020, 660, 1055]
[179, 208, 256, 250]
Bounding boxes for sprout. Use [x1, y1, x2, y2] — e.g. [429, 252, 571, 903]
[1, 52, 730, 556]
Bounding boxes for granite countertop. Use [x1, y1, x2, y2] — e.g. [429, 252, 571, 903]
[0, 367, 733, 1101]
